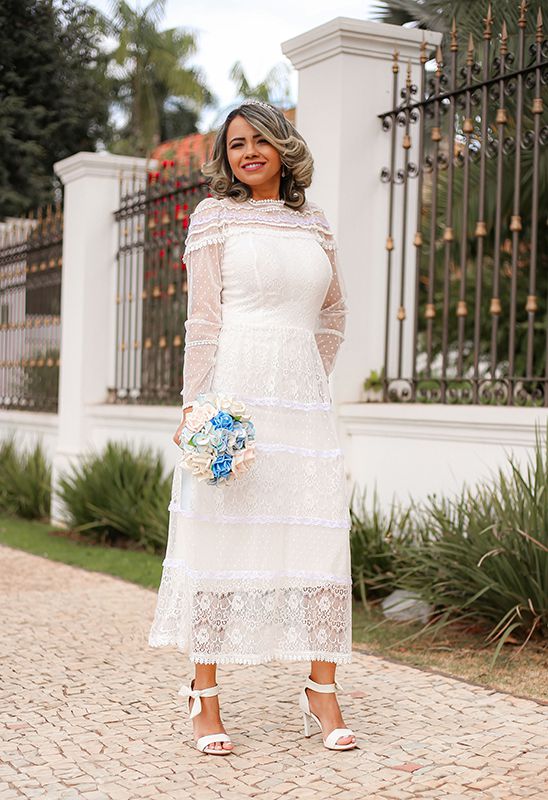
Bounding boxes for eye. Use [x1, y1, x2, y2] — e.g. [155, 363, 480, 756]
[231, 139, 268, 147]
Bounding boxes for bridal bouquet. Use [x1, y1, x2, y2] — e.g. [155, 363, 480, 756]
[177, 391, 256, 486]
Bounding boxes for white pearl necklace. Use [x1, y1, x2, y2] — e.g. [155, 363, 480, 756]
[247, 197, 284, 205]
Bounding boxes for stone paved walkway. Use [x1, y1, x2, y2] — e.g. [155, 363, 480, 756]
[1, 545, 547, 800]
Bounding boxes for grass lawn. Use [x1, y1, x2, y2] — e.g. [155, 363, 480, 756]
[1, 514, 546, 703]
[0, 515, 163, 589]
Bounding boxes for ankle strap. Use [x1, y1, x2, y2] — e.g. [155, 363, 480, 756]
[178, 682, 220, 719]
[305, 676, 344, 693]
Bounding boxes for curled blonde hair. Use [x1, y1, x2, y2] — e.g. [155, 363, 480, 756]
[200, 101, 314, 211]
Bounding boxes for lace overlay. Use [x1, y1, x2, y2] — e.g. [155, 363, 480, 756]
[148, 195, 352, 664]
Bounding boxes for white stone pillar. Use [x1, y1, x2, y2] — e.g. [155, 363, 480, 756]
[281, 18, 442, 406]
[51, 152, 149, 526]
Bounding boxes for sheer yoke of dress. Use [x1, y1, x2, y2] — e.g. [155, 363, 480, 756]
[149, 195, 353, 665]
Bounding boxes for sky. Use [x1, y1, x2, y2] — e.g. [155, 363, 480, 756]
[90, 0, 379, 131]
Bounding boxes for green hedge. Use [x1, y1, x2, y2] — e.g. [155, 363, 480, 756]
[0, 434, 51, 520]
[57, 441, 171, 553]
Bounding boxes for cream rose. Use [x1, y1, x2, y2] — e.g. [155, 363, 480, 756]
[185, 402, 217, 433]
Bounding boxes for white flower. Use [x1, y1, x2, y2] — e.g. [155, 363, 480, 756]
[231, 447, 256, 475]
[185, 402, 217, 432]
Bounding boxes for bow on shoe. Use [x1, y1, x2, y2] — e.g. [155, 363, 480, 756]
[178, 684, 204, 719]
[177, 682, 219, 720]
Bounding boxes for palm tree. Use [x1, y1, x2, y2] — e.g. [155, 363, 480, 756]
[106, 0, 214, 155]
[370, 0, 530, 37]
[207, 60, 293, 131]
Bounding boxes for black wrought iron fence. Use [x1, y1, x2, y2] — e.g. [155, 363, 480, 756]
[111, 160, 209, 405]
[379, 1, 547, 405]
[0, 204, 63, 412]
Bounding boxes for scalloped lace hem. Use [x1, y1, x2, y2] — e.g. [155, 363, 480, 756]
[147, 640, 354, 665]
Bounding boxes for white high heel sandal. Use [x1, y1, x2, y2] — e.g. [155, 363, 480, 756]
[178, 678, 233, 755]
[299, 675, 357, 750]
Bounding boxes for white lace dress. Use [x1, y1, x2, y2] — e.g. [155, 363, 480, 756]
[147, 194, 352, 665]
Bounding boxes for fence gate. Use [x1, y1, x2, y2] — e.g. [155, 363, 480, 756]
[379, 1, 547, 406]
[112, 161, 208, 405]
[0, 204, 63, 412]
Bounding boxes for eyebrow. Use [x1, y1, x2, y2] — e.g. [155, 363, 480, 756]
[228, 133, 263, 145]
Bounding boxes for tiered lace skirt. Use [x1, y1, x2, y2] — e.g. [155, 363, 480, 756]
[147, 320, 353, 664]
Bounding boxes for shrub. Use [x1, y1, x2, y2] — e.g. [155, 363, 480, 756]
[57, 440, 171, 553]
[349, 484, 417, 605]
[0, 434, 51, 520]
[395, 421, 548, 653]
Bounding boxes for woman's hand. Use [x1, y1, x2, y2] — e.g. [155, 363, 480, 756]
[172, 406, 191, 446]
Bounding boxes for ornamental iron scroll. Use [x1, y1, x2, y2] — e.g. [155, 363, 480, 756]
[378, 1, 548, 407]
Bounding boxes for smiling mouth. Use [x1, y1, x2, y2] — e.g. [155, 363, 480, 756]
[242, 163, 266, 171]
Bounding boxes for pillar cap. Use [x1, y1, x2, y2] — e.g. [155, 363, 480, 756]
[281, 16, 442, 70]
[54, 151, 156, 185]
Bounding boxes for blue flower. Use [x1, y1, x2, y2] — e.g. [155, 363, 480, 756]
[211, 411, 234, 431]
[211, 453, 233, 479]
[207, 428, 228, 453]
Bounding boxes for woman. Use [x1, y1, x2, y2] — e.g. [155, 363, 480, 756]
[148, 99, 356, 754]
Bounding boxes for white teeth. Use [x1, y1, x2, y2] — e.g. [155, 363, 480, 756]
[243, 163, 264, 168]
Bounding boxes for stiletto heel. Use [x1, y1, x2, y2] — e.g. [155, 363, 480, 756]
[298, 675, 357, 751]
[178, 678, 233, 755]
[302, 710, 313, 737]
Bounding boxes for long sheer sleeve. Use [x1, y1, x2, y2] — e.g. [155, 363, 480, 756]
[179, 197, 224, 417]
[313, 205, 348, 377]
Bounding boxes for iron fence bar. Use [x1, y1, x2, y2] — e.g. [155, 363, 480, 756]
[489, 22, 509, 386]
[440, 20, 459, 403]
[151, 182, 161, 396]
[123, 175, 131, 395]
[528, 8, 543, 382]
[382, 50, 400, 401]
[397, 61, 413, 379]
[507, 0, 528, 402]
[134, 169, 143, 395]
[411, 39, 428, 402]
[125, 169, 135, 394]
[115, 174, 123, 395]
[456, 34, 475, 380]
[425, 49, 443, 379]
[472, 7, 493, 403]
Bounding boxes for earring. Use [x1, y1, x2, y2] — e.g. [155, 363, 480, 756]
[281, 166, 286, 177]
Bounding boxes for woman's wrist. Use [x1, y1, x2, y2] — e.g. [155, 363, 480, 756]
[180, 402, 193, 418]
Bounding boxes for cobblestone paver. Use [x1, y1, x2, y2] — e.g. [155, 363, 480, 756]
[1, 545, 547, 800]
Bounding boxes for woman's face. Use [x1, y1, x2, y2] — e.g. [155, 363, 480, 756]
[226, 115, 282, 197]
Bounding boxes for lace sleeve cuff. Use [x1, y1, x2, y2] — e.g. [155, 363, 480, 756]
[180, 198, 225, 407]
